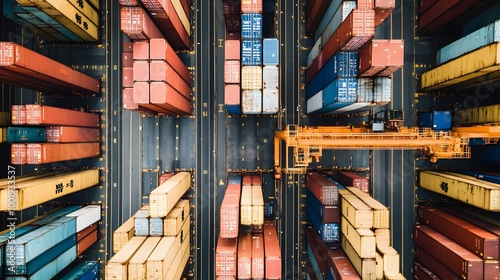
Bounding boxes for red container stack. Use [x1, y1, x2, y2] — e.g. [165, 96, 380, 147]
[223, 39, 242, 113]
[220, 184, 242, 238]
[306, 173, 339, 205]
[305, 0, 332, 34]
[251, 234, 265, 278]
[264, 221, 282, 279]
[327, 248, 360, 280]
[238, 234, 252, 279]
[216, 236, 238, 277]
[338, 172, 370, 194]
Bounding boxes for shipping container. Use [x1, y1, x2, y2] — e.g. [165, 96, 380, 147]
[23, 105, 99, 127]
[455, 104, 500, 126]
[263, 38, 279, 65]
[6, 127, 46, 143]
[77, 229, 98, 255]
[344, 187, 390, 229]
[241, 40, 262, 66]
[46, 126, 100, 143]
[418, 111, 452, 130]
[225, 14, 241, 32]
[419, 206, 499, 259]
[149, 172, 191, 217]
[251, 234, 264, 278]
[220, 185, 241, 238]
[164, 199, 190, 236]
[134, 208, 150, 236]
[307, 38, 322, 67]
[318, 1, 357, 48]
[216, 236, 237, 277]
[308, 78, 358, 114]
[263, 65, 279, 91]
[224, 84, 241, 114]
[122, 67, 134, 88]
[149, 38, 192, 85]
[308, 206, 339, 242]
[306, 229, 327, 279]
[105, 237, 147, 279]
[262, 90, 279, 114]
[377, 40, 404, 76]
[340, 216, 376, 258]
[59, 261, 99, 280]
[224, 0, 240, 15]
[127, 237, 162, 279]
[132, 60, 149, 82]
[77, 222, 98, 242]
[150, 81, 192, 115]
[225, 40, 241, 60]
[148, 218, 162, 237]
[339, 191, 373, 229]
[263, 222, 281, 279]
[22, 142, 100, 164]
[241, 13, 262, 39]
[241, 0, 263, 13]
[414, 225, 484, 279]
[241, 66, 263, 90]
[67, 205, 101, 233]
[238, 234, 252, 279]
[224, 60, 240, 84]
[120, 6, 163, 40]
[306, 0, 333, 34]
[306, 173, 339, 205]
[113, 216, 135, 253]
[146, 234, 184, 279]
[327, 248, 361, 280]
[358, 40, 390, 76]
[251, 184, 264, 225]
[356, 78, 373, 102]
[373, 77, 391, 104]
[338, 172, 370, 194]
[241, 90, 262, 114]
[165, 230, 190, 280]
[306, 188, 340, 223]
[414, 246, 463, 280]
[413, 262, 441, 280]
[340, 235, 377, 280]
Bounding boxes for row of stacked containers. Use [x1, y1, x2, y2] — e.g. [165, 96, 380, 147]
[119, 0, 193, 115]
[305, 0, 403, 115]
[414, 0, 500, 278]
[216, 174, 282, 279]
[223, 0, 280, 115]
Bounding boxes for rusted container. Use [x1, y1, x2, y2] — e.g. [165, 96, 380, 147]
[241, 0, 263, 13]
[149, 38, 192, 84]
[414, 246, 462, 280]
[0, 42, 100, 94]
[132, 41, 149, 60]
[11, 144, 27, 165]
[120, 7, 163, 40]
[414, 262, 440, 280]
[150, 82, 192, 115]
[25, 143, 100, 164]
[220, 194, 240, 238]
[419, 206, 500, 259]
[46, 126, 100, 143]
[224, 60, 240, 84]
[77, 229, 98, 255]
[306, 0, 332, 34]
[358, 40, 390, 77]
[238, 234, 252, 279]
[252, 234, 265, 279]
[327, 248, 361, 280]
[414, 225, 484, 279]
[133, 61, 150, 81]
[418, 0, 483, 35]
[11, 105, 26, 125]
[225, 40, 240, 60]
[306, 173, 339, 205]
[216, 236, 237, 276]
[122, 88, 139, 111]
[339, 9, 375, 51]
[241, 90, 262, 114]
[159, 173, 175, 185]
[338, 172, 370, 194]
[264, 222, 281, 279]
[122, 67, 134, 88]
[139, 0, 191, 49]
[77, 222, 98, 242]
[133, 82, 150, 104]
[149, 61, 192, 100]
[25, 105, 99, 127]
[377, 40, 404, 76]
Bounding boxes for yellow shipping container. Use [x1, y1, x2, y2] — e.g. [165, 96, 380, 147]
[341, 235, 377, 280]
[128, 237, 162, 280]
[149, 172, 191, 218]
[171, 0, 191, 36]
[339, 189, 373, 229]
[421, 43, 500, 91]
[113, 215, 135, 253]
[340, 216, 376, 258]
[455, 104, 500, 126]
[241, 66, 263, 90]
[106, 237, 147, 280]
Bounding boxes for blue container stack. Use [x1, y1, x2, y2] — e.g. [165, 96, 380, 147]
[241, 40, 262, 66]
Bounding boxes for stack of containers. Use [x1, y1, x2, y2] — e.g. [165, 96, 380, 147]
[241, 6, 263, 114]
[223, 0, 241, 40]
[338, 171, 370, 194]
[225, 40, 242, 114]
[262, 38, 280, 114]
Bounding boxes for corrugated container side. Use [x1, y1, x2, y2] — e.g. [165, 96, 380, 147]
[59, 261, 99, 280]
[320, 1, 357, 48]
[263, 38, 279, 65]
[373, 77, 391, 104]
[11, 105, 25, 125]
[77, 222, 98, 242]
[415, 246, 462, 280]
[262, 90, 279, 114]
[77, 229, 98, 255]
[241, 13, 262, 39]
[46, 126, 100, 143]
[216, 236, 237, 276]
[67, 205, 101, 233]
[307, 37, 322, 67]
[238, 234, 252, 279]
[339, 9, 375, 51]
[224, 60, 241, 84]
[149, 38, 192, 85]
[25, 105, 99, 127]
[263, 222, 281, 279]
[120, 7, 163, 40]
[306, 226, 328, 278]
[306, 0, 333, 34]
[220, 194, 240, 238]
[134, 209, 150, 236]
[225, 40, 240, 60]
[263, 66, 279, 91]
[241, 90, 262, 115]
[338, 172, 369, 193]
[6, 127, 46, 143]
[328, 102, 370, 114]
[327, 248, 361, 280]
[241, 39, 262, 66]
[25, 143, 100, 164]
[306, 173, 339, 205]
[149, 62, 192, 99]
[251, 235, 265, 278]
[22, 245, 77, 280]
[224, 0, 240, 15]
[149, 82, 192, 115]
[149, 172, 191, 218]
[377, 40, 404, 76]
[241, 66, 262, 90]
[414, 262, 441, 280]
[358, 40, 390, 76]
[455, 104, 500, 126]
[224, 84, 240, 107]
[241, 0, 263, 13]
[306, 188, 340, 223]
[307, 90, 323, 114]
[357, 78, 373, 102]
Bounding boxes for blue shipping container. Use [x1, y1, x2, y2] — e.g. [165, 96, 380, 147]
[306, 189, 327, 223]
[306, 52, 358, 99]
[22, 6, 82, 42]
[31, 206, 82, 226]
[241, 39, 262, 65]
[317, 1, 357, 47]
[0, 226, 40, 271]
[264, 202, 274, 218]
[457, 171, 500, 184]
[418, 111, 452, 130]
[314, 78, 358, 114]
[226, 105, 242, 114]
[308, 207, 339, 242]
[7, 127, 46, 143]
[263, 38, 279, 65]
[471, 145, 500, 163]
[149, 218, 163, 236]
[241, 13, 262, 39]
[437, 20, 500, 65]
[59, 261, 99, 280]
[306, 243, 323, 280]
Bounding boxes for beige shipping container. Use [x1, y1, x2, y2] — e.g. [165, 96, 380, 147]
[419, 171, 500, 211]
[339, 190, 373, 229]
[375, 253, 384, 280]
[341, 216, 376, 258]
[341, 235, 377, 280]
[241, 90, 262, 115]
[375, 229, 391, 247]
[455, 104, 500, 126]
[150, 172, 191, 217]
[241, 66, 263, 90]
[376, 245, 400, 276]
[251, 185, 264, 225]
[347, 187, 390, 229]
[421, 43, 500, 91]
[146, 234, 184, 279]
[171, 0, 191, 36]
[128, 237, 162, 280]
[164, 199, 190, 236]
[105, 237, 147, 280]
[165, 230, 191, 280]
[240, 185, 252, 225]
[113, 216, 135, 253]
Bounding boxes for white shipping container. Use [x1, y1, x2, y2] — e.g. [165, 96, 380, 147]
[321, 1, 357, 49]
[357, 78, 373, 102]
[307, 91, 323, 114]
[374, 77, 391, 104]
[263, 66, 279, 91]
[327, 102, 370, 114]
[241, 66, 263, 90]
[241, 90, 262, 114]
[66, 205, 101, 232]
[262, 90, 279, 114]
[307, 37, 321, 67]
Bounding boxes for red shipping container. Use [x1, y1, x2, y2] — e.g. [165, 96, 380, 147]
[133, 41, 149, 60]
[377, 39, 404, 76]
[305, 0, 332, 34]
[224, 60, 240, 84]
[220, 194, 240, 238]
[306, 173, 339, 205]
[358, 0, 374, 9]
[252, 224, 263, 234]
[415, 246, 462, 280]
[25, 105, 99, 127]
[306, 226, 327, 278]
[251, 235, 265, 279]
[414, 225, 484, 279]
[242, 175, 252, 186]
[224, 84, 240, 107]
[224, 0, 240, 15]
[327, 248, 360, 280]
[120, 7, 164, 40]
[414, 262, 441, 280]
[419, 206, 500, 259]
[216, 236, 237, 276]
[77, 222, 98, 241]
[159, 173, 175, 185]
[305, 0, 317, 18]
[122, 53, 134, 68]
[133, 82, 150, 104]
[149, 61, 192, 100]
[419, 0, 438, 14]
[264, 222, 281, 279]
[338, 172, 370, 193]
[180, 0, 191, 18]
[339, 9, 375, 51]
[149, 38, 192, 85]
[306, 54, 321, 84]
[0, 42, 100, 94]
[11, 105, 26, 125]
[77, 229, 98, 255]
[133, 61, 150, 82]
[122, 67, 134, 88]
[323, 205, 340, 223]
[358, 40, 390, 77]
[11, 144, 27, 165]
[149, 82, 191, 115]
[225, 40, 240, 60]
[123, 42, 134, 53]
[375, 0, 395, 9]
[418, 0, 483, 35]
[484, 261, 500, 280]
[241, 0, 263, 13]
[139, 0, 191, 50]
[123, 88, 139, 111]
[119, 0, 140, 5]
[226, 32, 241, 41]
[26, 143, 100, 164]
[225, 15, 241, 32]
[251, 175, 261, 186]
[46, 126, 100, 143]
[238, 234, 252, 279]
[375, 8, 393, 27]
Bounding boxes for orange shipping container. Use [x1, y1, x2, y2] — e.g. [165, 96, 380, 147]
[77, 222, 98, 242]
[241, 0, 263, 13]
[225, 40, 241, 60]
[11, 105, 26, 125]
[77, 229, 98, 255]
[149, 61, 192, 100]
[133, 61, 150, 82]
[25, 105, 99, 127]
[46, 127, 100, 143]
[120, 7, 164, 40]
[122, 67, 134, 88]
[150, 82, 192, 115]
[26, 143, 100, 164]
[149, 38, 192, 85]
[238, 234, 252, 279]
[224, 84, 240, 107]
[133, 82, 150, 104]
[133, 41, 149, 60]
[11, 144, 27, 165]
[252, 235, 265, 279]
[224, 60, 240, 84]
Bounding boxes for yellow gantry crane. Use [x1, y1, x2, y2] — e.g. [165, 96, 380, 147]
[273, 125, 500, 178]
